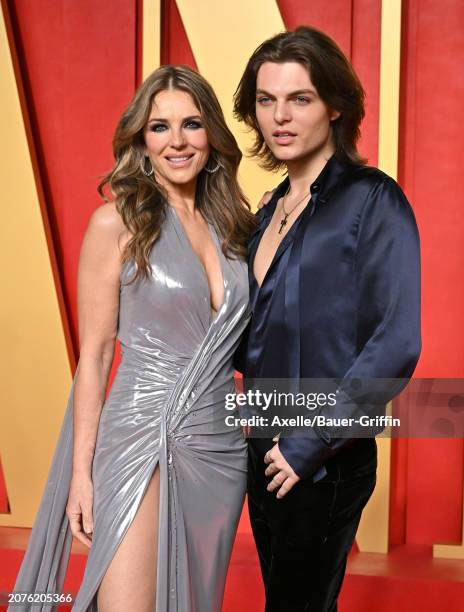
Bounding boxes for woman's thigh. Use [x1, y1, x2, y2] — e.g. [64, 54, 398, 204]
[97, 466, 160, 612]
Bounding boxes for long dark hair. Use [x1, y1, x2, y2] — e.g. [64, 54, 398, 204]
[98, 65, 255, 281]
[233, 26, 366, 171]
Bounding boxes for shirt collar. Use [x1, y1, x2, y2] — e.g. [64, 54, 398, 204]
[259, 175, 289, 220]
[259, 154, 351, 220]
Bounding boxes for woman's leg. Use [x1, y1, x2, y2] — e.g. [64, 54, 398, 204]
[97, 466, 160, 612]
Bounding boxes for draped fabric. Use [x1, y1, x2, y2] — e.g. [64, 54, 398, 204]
[10, 206, 250, 611]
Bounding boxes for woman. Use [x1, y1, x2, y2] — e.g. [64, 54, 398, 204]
[10, 65, 255, 611]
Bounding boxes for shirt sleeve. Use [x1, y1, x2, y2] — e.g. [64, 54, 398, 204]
[279, 176, 422, 479]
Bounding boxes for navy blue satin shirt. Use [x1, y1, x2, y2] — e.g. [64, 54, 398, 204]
[236, 154, 421, 480]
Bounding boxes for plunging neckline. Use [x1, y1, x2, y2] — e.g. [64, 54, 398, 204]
[169, 205, 226, 324]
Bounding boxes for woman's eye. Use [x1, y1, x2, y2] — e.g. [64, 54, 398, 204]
[150, 123, 167, 132]
[184, 120, 203, 129]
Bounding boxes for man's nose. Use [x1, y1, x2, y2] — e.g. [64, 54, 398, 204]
[274, 101, 291, 124]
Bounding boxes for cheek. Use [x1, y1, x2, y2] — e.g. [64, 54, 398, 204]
[256, 107, 272, 133]
[188, 131, 209, 154]
[145, 131, 169, 155]
[298, 109, 331, 139]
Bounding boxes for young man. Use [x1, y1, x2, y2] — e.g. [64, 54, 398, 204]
[233, 27, 421, 611]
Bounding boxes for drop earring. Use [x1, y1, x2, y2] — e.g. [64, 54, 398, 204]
[204, 158, 220, 174]
[141, 156, 154, 176]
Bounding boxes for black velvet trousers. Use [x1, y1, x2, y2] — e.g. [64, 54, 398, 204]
[247, 438, 377, 612]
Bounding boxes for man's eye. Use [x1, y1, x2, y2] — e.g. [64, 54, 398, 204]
[256, 97, 272, 105]
[295, 96, 310, 104]
[185, 120, 203, 129]
[150, 123, 167, 132]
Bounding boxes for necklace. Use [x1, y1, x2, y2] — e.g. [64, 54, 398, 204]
[278, 185, 311, 234]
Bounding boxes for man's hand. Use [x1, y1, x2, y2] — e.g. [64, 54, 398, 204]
[257, 189, 276, 209]
[264, 443, 300, 499]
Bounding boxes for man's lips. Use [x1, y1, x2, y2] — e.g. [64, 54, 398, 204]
[272, 131, 296, 145]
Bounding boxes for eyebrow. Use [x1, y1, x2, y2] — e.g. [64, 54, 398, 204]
[147, 115, 202, 124]
[256, 88, 316, 97]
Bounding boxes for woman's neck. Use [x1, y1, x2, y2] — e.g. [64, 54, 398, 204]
[159, 178, 197, 215]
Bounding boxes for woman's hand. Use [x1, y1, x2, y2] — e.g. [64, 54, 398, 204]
[66, 473, 94, 548]
[257, 189, 276, 209]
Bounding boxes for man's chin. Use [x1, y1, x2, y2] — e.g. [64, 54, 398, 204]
[269, 147, 304, 163]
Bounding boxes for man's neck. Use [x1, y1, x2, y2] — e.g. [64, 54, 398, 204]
[286, 146, 335, 195]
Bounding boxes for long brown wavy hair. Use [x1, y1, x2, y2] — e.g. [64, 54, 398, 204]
[98, 65, 255, 282]
[233, 26, 366, 171]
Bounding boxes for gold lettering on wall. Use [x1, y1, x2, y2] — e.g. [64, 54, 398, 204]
[0, 2, 72, 527]
[142, 0, 161, 79]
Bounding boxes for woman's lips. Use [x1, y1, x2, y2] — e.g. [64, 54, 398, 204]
[165, 154, 194, 167]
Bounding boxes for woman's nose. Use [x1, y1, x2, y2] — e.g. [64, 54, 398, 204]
[170, 128, 186, 148]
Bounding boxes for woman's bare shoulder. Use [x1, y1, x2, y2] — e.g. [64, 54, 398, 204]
[86, 203, 131, 250]
[88, 202, 125, 232]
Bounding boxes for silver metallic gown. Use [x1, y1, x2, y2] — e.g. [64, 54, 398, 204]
[10, 206, 250, 611]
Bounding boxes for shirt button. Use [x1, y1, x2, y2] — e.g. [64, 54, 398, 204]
[311, 183, 320, 193]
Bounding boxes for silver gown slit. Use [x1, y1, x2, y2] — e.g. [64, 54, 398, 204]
[10, 206, 250, 611]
